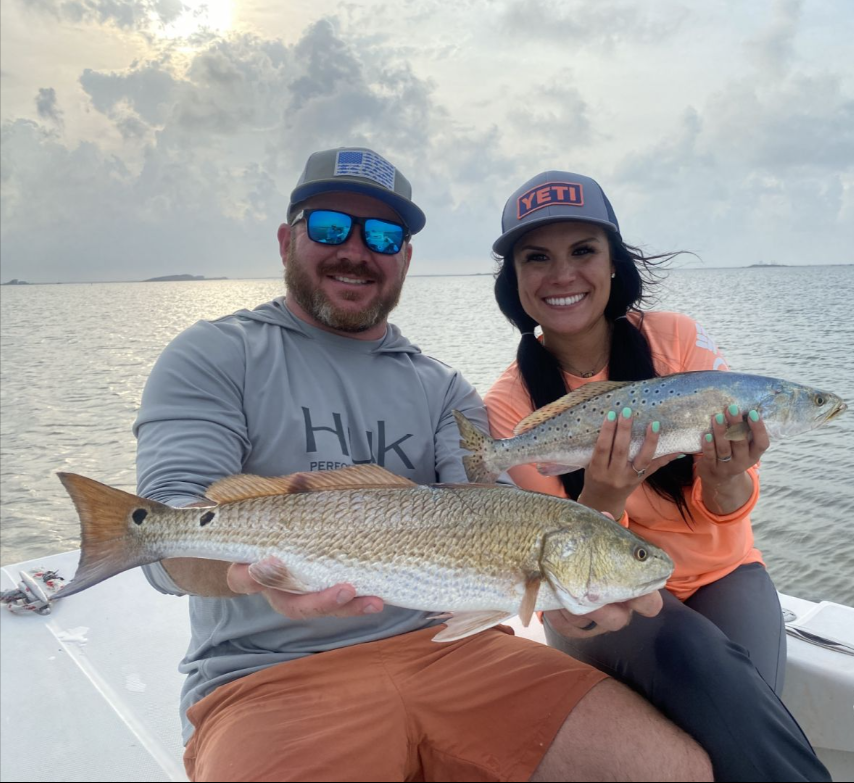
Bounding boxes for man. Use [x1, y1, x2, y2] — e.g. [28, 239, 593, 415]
[136, 147, 712, 782]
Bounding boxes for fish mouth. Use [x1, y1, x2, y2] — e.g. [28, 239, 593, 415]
[582, 576, 668, 606]
[827, 401, 848, 421]
[639, 575, 670, 592]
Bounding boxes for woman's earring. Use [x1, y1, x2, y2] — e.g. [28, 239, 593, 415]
[611, 272, 616, 279]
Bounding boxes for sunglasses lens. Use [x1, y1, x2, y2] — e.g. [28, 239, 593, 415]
[364, 219, 405, 254]
[307, 211, 352, 245]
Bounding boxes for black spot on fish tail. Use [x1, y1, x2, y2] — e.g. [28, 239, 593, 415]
[56, 473, 169, 599]
[199, 511, 215, 527]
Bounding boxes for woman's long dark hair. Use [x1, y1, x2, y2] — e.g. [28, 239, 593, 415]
[494, 232, 695, 520]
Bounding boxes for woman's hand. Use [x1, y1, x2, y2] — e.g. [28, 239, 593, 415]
[696, 406, 768, 484]
[544, 590, 663, 639]
[578, 408, 683, 520]
[695, 406, 768, 514]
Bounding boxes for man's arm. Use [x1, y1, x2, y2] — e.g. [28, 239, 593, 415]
[135, 320, 252, 597]
[136, 322, 384, 616]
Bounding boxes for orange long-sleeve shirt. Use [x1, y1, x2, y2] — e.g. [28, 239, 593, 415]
[485, 311, 763, 601]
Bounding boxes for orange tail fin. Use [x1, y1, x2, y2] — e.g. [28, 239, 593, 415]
[56, 473, 168, 599]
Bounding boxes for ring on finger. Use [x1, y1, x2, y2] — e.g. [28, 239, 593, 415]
[717, 455, 733, 463]
[630, 462, 647, 478]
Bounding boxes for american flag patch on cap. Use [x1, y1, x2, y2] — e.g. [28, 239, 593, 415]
[334, 150, 396, 191]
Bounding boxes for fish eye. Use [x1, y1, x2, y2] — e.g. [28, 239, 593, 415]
[634, 546, 648, 562]
[815, 395, 825, 406]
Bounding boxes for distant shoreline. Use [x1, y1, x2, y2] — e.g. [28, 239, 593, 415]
[2, 264, 852, 286]
[142, 274, 229, 282]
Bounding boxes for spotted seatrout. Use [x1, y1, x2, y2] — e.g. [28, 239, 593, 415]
[456, 371, 846, 483]
[54, 465, 672, 641]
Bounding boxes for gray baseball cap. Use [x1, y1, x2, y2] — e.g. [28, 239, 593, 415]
[287, 147, 426, 234]
[493, 171, 620, 257]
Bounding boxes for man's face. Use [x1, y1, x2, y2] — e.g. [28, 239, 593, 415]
[279, 192, 413, 340]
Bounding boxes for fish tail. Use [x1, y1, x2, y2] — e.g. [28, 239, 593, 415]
[452, 410, 500, 483]
[56, 473, 166, 599]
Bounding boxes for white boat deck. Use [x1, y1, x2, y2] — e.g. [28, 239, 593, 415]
[1, 552, 188, 782]
[2, 551, 853, 782]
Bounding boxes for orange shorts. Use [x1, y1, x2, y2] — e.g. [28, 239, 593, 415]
[184, 625, 608, 782]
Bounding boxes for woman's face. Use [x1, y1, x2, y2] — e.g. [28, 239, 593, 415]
[512, 221, 614, 339]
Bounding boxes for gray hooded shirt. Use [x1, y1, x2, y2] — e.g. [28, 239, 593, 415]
[134, 298, 490, 743]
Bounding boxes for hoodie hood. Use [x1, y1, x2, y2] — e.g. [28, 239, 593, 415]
[227, 297, 421, 355]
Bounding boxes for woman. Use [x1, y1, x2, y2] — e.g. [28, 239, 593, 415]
[484, 170, 828, 782]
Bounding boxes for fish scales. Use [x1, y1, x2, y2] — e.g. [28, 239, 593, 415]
[136, 487, 559, 602]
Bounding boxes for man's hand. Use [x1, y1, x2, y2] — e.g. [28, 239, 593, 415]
[226, 562, 384, 620]
[544, 590, 663, 639]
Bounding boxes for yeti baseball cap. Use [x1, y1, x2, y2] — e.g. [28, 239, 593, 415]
[287, 147, 426, 234]
[493, 171, 620, 257]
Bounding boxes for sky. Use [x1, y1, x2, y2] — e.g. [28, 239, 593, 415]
[1, 0, 852, 283]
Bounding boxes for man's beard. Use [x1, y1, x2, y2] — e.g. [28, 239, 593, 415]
[285, 241, 405, 333]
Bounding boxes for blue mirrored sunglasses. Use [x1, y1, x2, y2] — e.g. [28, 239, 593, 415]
[293, 209, 409, 255]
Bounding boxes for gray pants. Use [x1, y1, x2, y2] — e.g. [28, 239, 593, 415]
[545, 563, 829, 782]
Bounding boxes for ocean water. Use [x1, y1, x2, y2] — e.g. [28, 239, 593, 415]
[1, 265, 852, 604]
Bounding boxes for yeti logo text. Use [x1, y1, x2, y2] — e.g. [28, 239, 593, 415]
[517, 182, 584, 219]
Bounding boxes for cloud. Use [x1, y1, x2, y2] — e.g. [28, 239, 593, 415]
[80, 60, 178, 125]
[747, 0, 802, 78]
[597, 0, 853, 268]
[702, 74, 854, 172]
[506, 77, 594, 159]
[0, 18, 516, 281]
[609, 70, 853, 264]
[20, 0, 185, 30]
[497, 0, 688, 48]
[1, 0, 852, 282]
[35, 87, 64, 129]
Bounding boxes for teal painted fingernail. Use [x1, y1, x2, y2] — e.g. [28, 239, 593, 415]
[622, 407, 632, 419]
[715, 413, 725, 425]
[607, 411, 617, 422]
[749, 409, 760, 422]
[677, 454, 688, 458]
[652, 421, 660, 433]
[729, 404, 739, 416]
[705, 433, 713, 443]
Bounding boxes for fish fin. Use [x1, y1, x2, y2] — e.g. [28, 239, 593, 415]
[247, 557, 311, 593]
[55, 473, 166, 599]
[432, 610, 517, 643]
[724, 421, 751, 441]
[543, 577, 589, 616]
[452, 410, 500, 484]
[536, 462, 585, 476]
[205, 465, 416, 503]
[431, 482, 507, 490]
[425, 611, 454, 621]
[518, 577, 541, 627]
[513, 381, 630, 435]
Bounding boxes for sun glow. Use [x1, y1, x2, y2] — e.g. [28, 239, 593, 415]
[157, 0, 234, 39]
